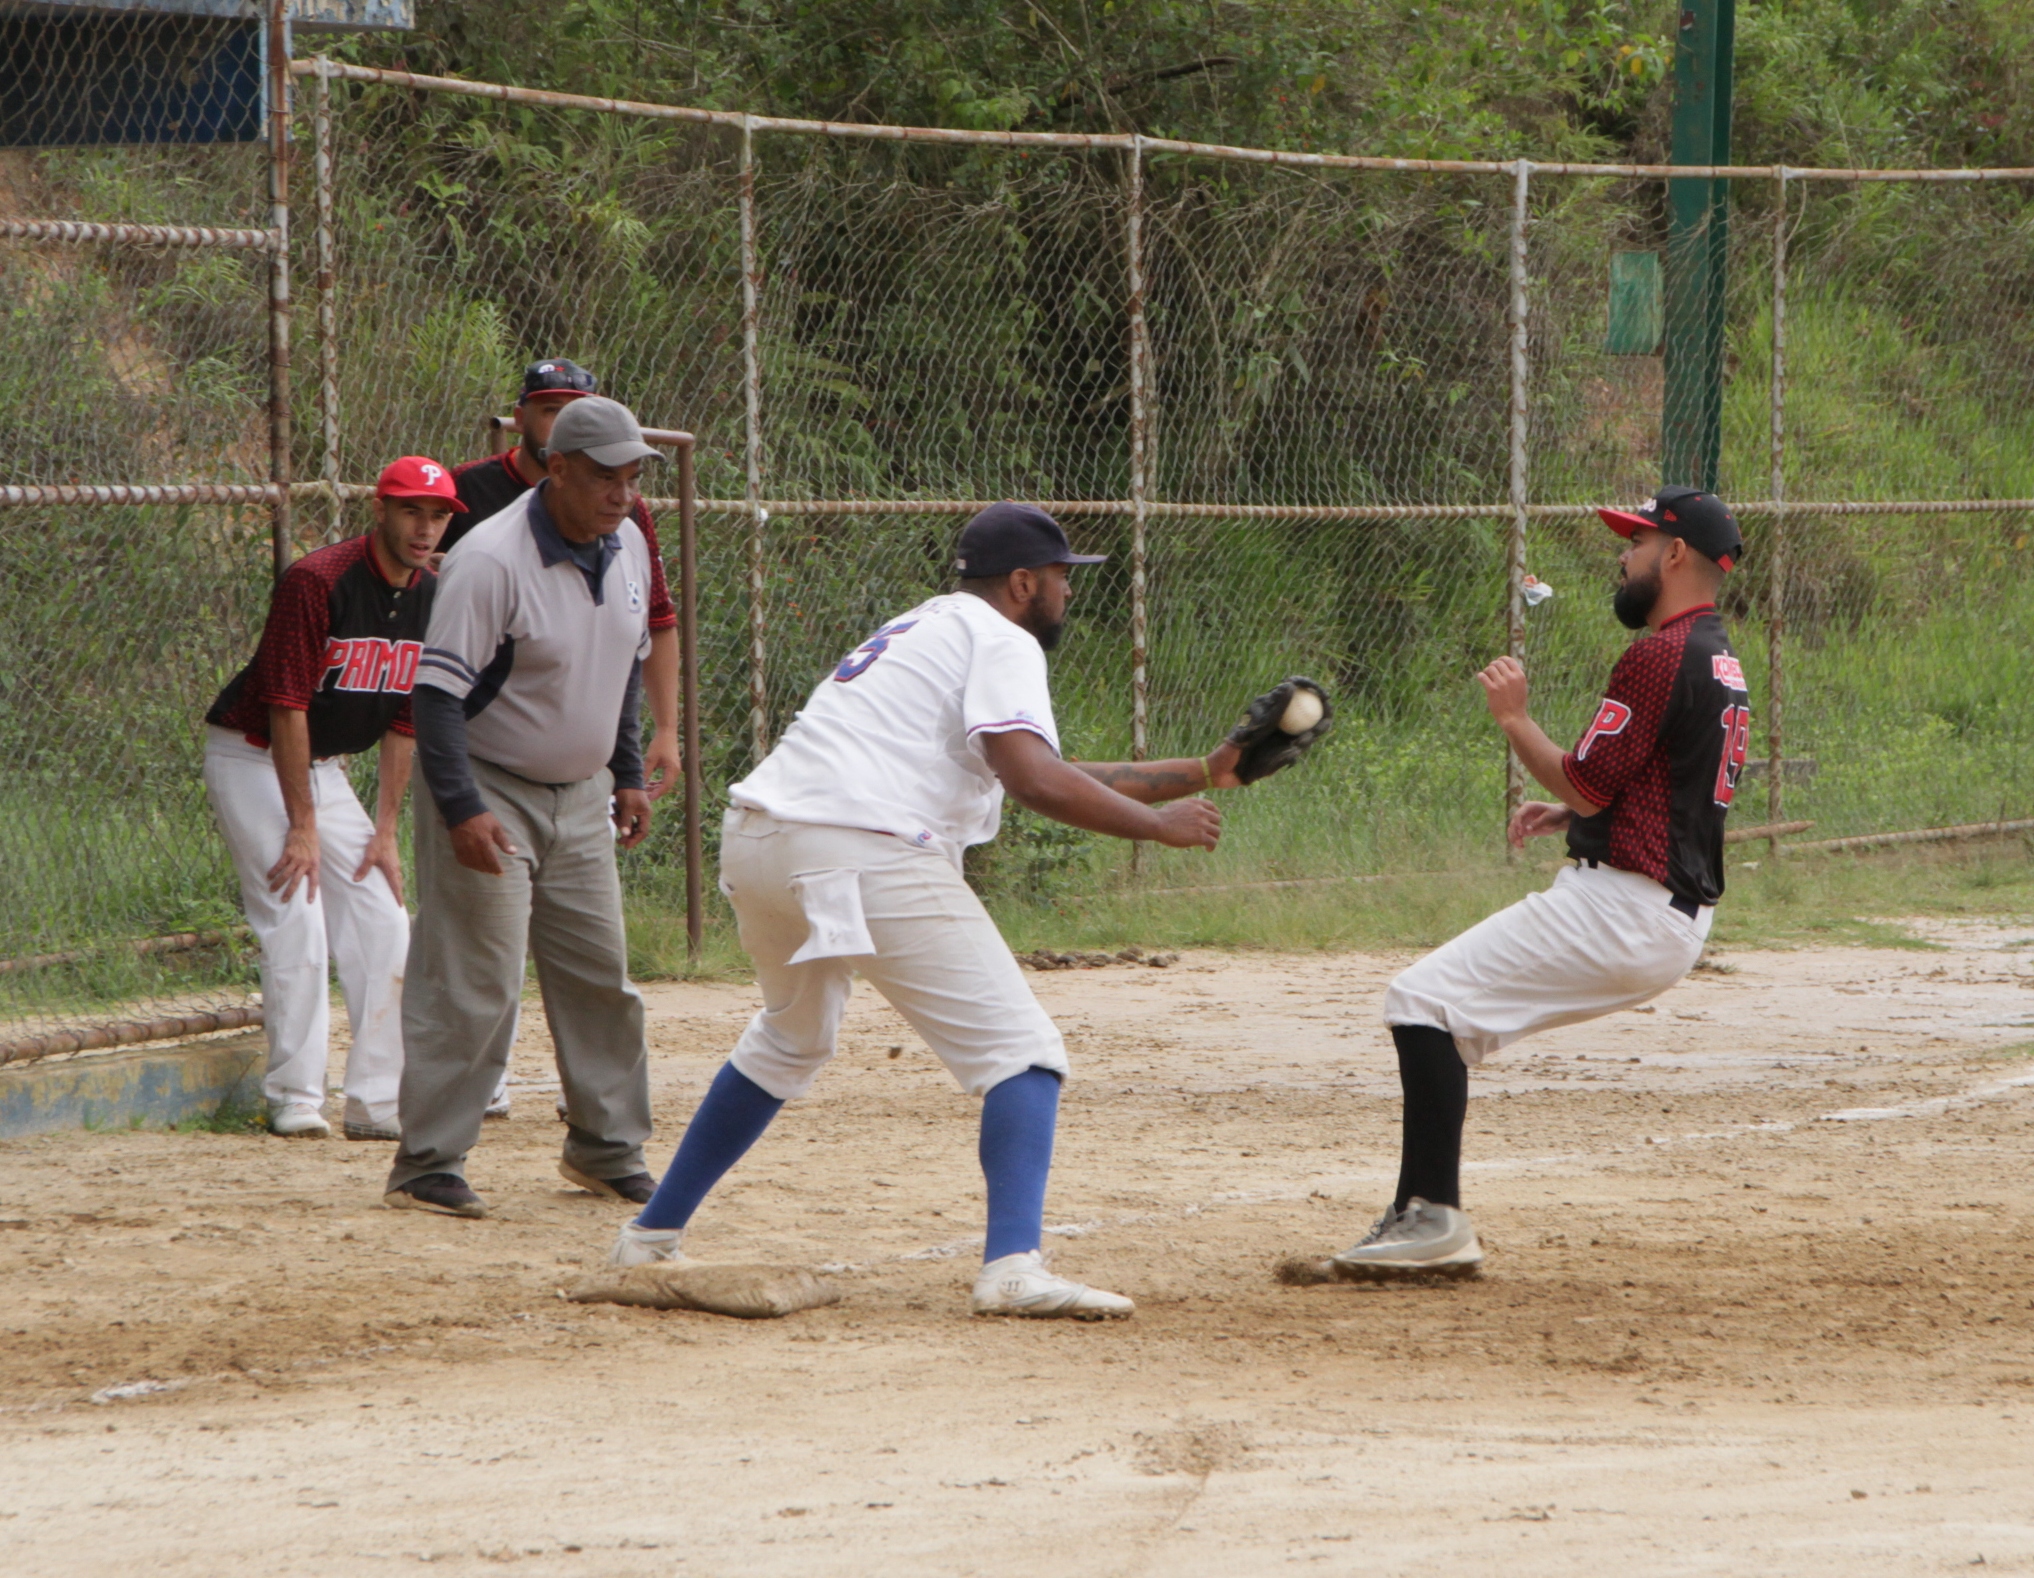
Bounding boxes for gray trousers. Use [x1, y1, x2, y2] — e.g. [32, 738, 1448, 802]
[389, 757, 650, 1191]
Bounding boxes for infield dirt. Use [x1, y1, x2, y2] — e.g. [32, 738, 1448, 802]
[5, 929, 2034, 1575]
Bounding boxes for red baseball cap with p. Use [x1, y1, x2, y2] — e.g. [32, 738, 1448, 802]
[376, 455, 467, 511]
[1598, 484, 1741, 571]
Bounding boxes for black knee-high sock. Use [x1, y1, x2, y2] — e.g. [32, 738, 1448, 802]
[1392, 1024, 1468, 1212]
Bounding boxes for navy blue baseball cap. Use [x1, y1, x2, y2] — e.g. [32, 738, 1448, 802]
[519, 358, 597, 403]
[955, 502, 1108, 578]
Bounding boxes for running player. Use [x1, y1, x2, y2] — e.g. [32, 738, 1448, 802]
[601, 503, 1325, 1319]
[202, 457, 462, 1139]
[1322, 487, 1750, 1279]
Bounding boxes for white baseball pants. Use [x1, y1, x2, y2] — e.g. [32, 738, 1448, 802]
[1383, 860, 1712, 1066]
[719, 808, 1070, 1100]
[202, 726, 407, 1127]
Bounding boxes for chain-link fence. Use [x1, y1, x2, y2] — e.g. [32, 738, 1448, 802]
[1, 1, 290, 1060]
[7, 36, 2034, 1059]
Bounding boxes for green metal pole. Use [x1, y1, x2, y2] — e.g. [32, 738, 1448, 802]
[1662, 0, 1735, 491]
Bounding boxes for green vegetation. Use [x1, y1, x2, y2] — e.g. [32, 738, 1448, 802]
[170, 1093, 268, 1135]
[627, 834, 2034, 981]
[7, 2, 2034, 1020]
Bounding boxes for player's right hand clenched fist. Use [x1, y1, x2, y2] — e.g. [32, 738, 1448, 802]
[449, 811, 520, 875]
[1476, 655, 1530, 725]
[1150, 797, 1222, 850]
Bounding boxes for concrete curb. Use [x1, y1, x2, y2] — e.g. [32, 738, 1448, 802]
[0, 1033, 265, 1139]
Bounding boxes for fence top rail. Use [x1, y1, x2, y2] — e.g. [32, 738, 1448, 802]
[680, 497, 2034, 520]
[0, 220, 278, 250]
[9, 485, 2034, 516]
[293, 58, 2034, 184]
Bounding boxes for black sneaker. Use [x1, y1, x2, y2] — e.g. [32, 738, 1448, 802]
[558, 1162, 656, 1206]
[384, 1173, 488, 1218]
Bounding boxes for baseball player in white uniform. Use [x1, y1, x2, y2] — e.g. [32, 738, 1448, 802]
[603, 502, 1330, 1318]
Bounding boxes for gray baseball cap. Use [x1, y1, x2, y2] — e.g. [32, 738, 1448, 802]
[546, 395, 661, 468]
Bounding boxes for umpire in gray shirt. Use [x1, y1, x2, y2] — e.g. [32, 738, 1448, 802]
[387, 396, 662, 1218]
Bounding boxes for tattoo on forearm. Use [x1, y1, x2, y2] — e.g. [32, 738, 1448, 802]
[1075, 758, 1206, 799]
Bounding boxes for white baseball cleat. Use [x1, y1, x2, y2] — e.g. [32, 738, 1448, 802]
[269, 1104, 331, 1139]
[1330, 1198, 1484, 1280]
[608, 1222, 688, 1268]
[971, 1251, 1133, 1320]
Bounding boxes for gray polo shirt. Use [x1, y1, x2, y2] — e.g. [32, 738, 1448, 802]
[418, 484, 652, 788]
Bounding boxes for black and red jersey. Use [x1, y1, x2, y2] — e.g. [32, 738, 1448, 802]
[1561, 606, 1751, 906]
[206, 535, 433, 758]
[446, 450, 677, 632]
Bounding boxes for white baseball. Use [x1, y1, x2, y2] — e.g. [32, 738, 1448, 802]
[1279, 688, 1324, 734]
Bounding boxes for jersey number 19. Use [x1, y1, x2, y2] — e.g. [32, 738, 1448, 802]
[1713, 703, 1751, 807]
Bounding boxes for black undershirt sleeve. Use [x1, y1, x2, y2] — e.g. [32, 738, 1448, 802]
[608, 659, 645, 792]
[412, 682, 489, 827]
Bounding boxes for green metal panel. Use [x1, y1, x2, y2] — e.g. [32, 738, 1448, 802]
[1606, 250, 1663, 355]
[1662, 0, 1735, 491]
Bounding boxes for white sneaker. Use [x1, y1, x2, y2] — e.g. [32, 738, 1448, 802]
[1330, 1198, 1484, 1280]
[269, 1104, 331, 1139]
[971, 1251, 1133, 1320]
[608, 1222, 687, 1268]
[483, 1083, 511, 1121]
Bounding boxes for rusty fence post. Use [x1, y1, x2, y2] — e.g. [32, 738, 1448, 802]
[1125, 134, 1152, 767]
[739, 117, 769, 764]
[266, 0, 294, 579]
[677, 436, 704, 960]
[1504, 158, 1532, 836]
[1766, 169, 1789, 856]
[311, 55, 342, 541]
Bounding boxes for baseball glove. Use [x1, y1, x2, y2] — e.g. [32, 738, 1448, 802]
[1226, 676, 1334, 785]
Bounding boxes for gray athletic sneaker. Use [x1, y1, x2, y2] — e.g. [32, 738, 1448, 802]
[1329, 1198, 1484, 1280]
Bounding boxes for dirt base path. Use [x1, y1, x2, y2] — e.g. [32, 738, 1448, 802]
[5, 930, 2034, 1575]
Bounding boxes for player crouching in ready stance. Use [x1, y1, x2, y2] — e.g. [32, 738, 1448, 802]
[606, 503, 1329, 1319]
[202, 458, 463, 1139]
[1325, 487, 1750, 1280]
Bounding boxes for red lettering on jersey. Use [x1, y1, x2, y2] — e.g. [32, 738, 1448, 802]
[1714, 703, 1752, 806]
[1575, 697, 1633, 761]
[319, 636, 425, 694]
[338, 639, 380, 690]
[1711, 653, 1747, 691]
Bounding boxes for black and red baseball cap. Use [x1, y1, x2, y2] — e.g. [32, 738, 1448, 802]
[1598, 485, 1742, 571]
[376, 455, 467, 510]
[955, 502, 1108, 578]
[518, 358, 597, 404]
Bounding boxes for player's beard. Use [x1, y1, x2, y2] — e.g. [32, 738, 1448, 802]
[1019, 607, 1065, 651]
[1612, 565, 1661, 630]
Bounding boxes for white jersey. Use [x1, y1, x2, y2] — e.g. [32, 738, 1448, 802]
[730, 592, 1057, 865]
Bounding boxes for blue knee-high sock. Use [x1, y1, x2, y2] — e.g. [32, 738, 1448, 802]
[979, 1067, 1061, 1263]
[635, 1061, 785, 1231]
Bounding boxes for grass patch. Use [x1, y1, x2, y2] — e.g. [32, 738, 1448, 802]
[170, 1093, 266, 1135]
[625, 894, 751, 982]
[618, 833, 2034, 973]
[1713, 837, 2034, 949]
